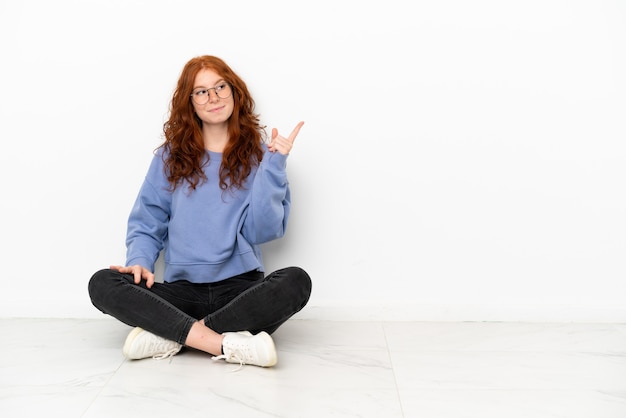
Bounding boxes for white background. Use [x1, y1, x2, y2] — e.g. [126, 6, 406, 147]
[1, 0, 624, 321]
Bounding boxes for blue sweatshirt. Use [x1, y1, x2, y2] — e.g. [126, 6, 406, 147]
[125, 145, 290, 283]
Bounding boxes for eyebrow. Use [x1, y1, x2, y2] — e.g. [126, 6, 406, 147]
[193, 79, 226, 90]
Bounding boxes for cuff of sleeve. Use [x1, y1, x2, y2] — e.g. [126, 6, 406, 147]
[125, 257, 155, 272]
[265, 149, 288, 168]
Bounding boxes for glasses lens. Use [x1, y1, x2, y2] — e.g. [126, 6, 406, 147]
[191, 89, 209, 105]
[215, 83, 232, 99]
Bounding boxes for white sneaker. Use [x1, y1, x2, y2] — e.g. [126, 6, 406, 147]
[122, 327, 182, 360]
[212, 331, 277, 368]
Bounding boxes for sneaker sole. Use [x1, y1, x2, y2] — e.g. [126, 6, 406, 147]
[122, 327, 145, 359]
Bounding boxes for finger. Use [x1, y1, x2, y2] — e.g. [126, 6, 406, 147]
[143, 268, 155, 288]
[287, 121, 305, 143]
[110, 265, 133, 275]
[271, 128, 278, 141]
[132, 267, 142, 285]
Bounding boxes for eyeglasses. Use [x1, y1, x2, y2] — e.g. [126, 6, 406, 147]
[190, 82, 232, 105]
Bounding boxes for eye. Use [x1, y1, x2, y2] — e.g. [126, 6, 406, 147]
[194, 89, 208, 96]
[215, 83, 227, 92]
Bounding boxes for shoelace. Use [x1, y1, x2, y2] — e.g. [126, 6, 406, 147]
[153, 347, 180, 362]
[212, 351, 245, 372]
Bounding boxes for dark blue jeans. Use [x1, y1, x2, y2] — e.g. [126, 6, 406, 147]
[88, 267, 312, 345]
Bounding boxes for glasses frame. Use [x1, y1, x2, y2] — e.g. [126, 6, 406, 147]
[189, 82, 233, 105]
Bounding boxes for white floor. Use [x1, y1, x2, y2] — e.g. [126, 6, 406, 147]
[1, 318, 626, 418]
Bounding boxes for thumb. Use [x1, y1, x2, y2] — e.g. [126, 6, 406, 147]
[271, 128, 278, 140]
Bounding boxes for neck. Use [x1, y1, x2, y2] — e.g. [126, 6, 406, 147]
[203, 124, 229, 152]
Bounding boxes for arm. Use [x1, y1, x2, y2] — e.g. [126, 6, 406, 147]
[242, 122, 304, 244]
[120, 153, 171, 287]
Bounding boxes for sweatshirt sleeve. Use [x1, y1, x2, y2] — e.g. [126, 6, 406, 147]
[241, 148, 291, 244]
[125, 154, 171, 271]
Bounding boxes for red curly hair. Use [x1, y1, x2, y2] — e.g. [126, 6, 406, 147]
[161, 55, 265, 192]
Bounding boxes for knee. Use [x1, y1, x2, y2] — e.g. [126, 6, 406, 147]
[87, 268, 120, 304]
[286, 266, 312, 304]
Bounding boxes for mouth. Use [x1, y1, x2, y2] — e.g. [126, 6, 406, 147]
[209, 106, 224, 113]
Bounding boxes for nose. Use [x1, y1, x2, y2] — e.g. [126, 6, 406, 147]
[208, 88, 220, 103]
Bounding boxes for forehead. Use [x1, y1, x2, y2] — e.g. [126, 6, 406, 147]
[193, 69, 223, 87]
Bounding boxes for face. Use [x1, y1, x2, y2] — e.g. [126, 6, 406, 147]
[190, 69, 234, 127]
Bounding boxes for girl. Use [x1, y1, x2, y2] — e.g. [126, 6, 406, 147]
[88, 55, 312, 368]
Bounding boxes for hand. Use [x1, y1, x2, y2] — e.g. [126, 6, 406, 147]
[110, 264, 156, 288]
[267, 121, 304, 155]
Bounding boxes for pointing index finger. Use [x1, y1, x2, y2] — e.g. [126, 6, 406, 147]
[288, 121, 305, 143]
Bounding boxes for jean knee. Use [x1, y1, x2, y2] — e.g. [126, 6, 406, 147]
[87, 268, 119, 307]
[287, 266, 312, 305]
